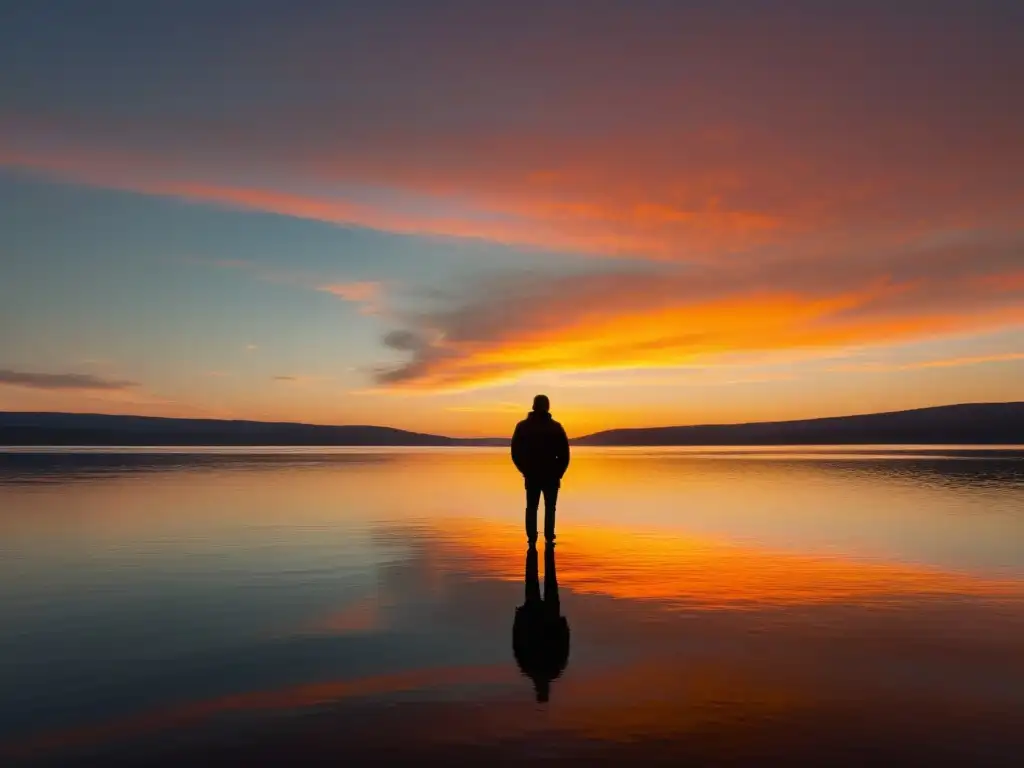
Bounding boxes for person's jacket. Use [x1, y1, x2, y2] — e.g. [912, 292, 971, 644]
[511, 411, 570, 482]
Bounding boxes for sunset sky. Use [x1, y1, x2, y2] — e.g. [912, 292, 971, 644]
[1, 1, 1022, 436]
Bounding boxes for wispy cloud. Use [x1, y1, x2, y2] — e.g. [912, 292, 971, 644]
[196, 259, 387, 315]
[318, 282, 379, 302]
[0, 369, 138, 391]
[317, 281, 382, 314]
[546, 369, 798, 389]
[444, 401, 524, 414]
[271, 374, 330, 385]
[831, 352, 1024, 373]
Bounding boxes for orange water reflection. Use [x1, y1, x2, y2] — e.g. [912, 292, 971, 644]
[5, 515, 1023, 764]
[3, 451, 1024, 764]
[6, 449, 1020, 579]
[3, 665, 516, 760]
[432, 518, 1023, 609]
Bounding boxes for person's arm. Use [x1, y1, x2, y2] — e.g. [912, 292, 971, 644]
[556, 424, 570, 478]
[511, 422, 526, 474]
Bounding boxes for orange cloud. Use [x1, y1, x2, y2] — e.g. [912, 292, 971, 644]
[318, 281, 380, 302]
[3, 1, 1022, 267]
[374, 263, 1024, 391]
[2, 147, 777, 257]
[317, 281, 383, 314]
[3, 42, 1022, 399]
[4, 104, 1018, 263]
[7, 134, 1019, 394]
[0, 150, 546, 248]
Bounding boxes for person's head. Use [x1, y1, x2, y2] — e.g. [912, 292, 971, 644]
[532, 394, 550, 414]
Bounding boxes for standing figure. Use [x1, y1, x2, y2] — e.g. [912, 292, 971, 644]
[511, 394, 570, 544]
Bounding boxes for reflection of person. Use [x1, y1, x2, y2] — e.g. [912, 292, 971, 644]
[511, 394, 570, 544]
[512, 544, 570, 703]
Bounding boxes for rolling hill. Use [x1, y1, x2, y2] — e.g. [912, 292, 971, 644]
[0, 412, 502, 446]
[574, 402, 1024, 446]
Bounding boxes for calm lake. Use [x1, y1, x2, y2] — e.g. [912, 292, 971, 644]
[2, 446, 1023, 765]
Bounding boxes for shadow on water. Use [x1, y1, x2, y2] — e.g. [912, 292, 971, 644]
[513, 544, 570, 703]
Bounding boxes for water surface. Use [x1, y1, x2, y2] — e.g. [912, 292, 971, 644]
[2, 447, 1023, 765]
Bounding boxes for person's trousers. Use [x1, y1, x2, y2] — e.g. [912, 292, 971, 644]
[525, 478, 559, 542]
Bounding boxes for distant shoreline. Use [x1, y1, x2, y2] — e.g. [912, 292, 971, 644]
[2, 445, 1023, 454]
[575, 402, 1024, 447]
[1, 402, 1022, 447]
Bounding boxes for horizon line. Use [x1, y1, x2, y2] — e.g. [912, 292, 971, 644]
[1, 399, 1020, 442]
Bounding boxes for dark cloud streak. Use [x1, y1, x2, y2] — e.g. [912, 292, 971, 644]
[0, 369, 138, 391]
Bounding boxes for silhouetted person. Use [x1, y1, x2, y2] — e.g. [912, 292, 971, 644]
[512, 544, 570, 703]
[511, 394, 570, 544]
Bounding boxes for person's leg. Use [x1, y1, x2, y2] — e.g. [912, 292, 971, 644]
[542, 482, 560, 542]
[525, 480, 541, 543]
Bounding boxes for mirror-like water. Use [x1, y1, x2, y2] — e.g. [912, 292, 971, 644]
[2, 447, 1023, 765]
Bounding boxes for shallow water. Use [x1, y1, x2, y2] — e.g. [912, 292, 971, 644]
[1, 447, 1023, 765]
